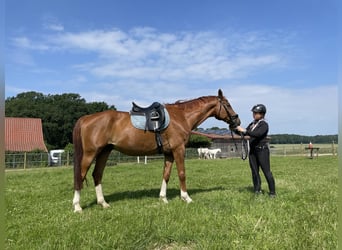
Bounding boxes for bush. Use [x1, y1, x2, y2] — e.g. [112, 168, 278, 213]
[186, 134, 212, 148]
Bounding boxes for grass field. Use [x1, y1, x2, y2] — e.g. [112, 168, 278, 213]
[6, 156, 337, 249]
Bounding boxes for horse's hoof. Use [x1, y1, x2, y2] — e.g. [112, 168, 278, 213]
[180, 190, 193, 203]
[181, 196, 193, 203]
[98, 201, 110, 208]
[74, 205, 83, 213]
[160, 196, 169, 204]
[102, 203, 110, 209]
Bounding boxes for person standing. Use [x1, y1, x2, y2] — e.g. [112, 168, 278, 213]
[308, 142, 314, 158]
[235, 104, 276, 197]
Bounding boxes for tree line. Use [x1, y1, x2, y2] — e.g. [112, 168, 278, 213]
[5, 92, 338, 150]
[5, 92, 115, 149]
[268, 134, 338, 144]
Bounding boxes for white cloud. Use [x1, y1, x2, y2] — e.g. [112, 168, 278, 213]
[42, 14, 64, 31]
[11, 27, 290, 83]
[53, 29, 128, 54]
[8, 26, 337, 135]
[45, 23, 64, 32]
[11, 37, 50, 51]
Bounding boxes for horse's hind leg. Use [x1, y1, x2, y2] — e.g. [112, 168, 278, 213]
[73, 153, 95, 212]
[92, 145, 113, 209]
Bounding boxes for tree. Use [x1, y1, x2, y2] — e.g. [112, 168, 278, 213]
[5, 92, 116, 149]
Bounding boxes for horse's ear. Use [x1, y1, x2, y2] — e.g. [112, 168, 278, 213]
[218, 89, 223, 99]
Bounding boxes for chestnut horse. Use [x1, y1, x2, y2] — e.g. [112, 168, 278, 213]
[72, 89, 240, 212]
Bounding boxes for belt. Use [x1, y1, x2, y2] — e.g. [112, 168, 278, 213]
[255, 145, 268, 150]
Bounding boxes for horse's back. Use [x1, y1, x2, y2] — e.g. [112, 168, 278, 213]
[76, 110, 128, 129]
[77, 109, 121, 122]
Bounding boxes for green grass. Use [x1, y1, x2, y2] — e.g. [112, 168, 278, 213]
[6, 156, 337, 249]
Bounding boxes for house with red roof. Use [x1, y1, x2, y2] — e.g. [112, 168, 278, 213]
[5, 117, 48, 152]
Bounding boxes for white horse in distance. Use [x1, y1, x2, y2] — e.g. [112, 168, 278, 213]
[197, 148, 221, 159]
[197, 148, 209, 159]
[207, 148, 221, 159]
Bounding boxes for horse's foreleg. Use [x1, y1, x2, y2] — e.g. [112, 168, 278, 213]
[159, 154, 174, 203]
[92, 146, 112, 209]
[174, 147, 193, 203]
[160, 179, 168, 203]
[95, 184, 110, 208]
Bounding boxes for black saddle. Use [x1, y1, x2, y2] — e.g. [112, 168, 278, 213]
[132, 102, 161, 113]
[130, 102, 166, 132]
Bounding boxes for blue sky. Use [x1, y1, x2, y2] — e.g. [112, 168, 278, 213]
[5, 0, 338, 135]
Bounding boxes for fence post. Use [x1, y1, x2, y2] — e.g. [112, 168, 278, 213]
[300, 143, 304, 156]
[332, 141, 335, 156]
[66, 151, 70, 166]
[24, 152, 27, 169]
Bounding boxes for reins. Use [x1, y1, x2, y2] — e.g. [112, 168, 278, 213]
[240, 134, 248, 160]
[231, 130, 248, 160]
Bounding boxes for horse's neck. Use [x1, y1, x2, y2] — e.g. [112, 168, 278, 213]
[179, 97, 218, 130]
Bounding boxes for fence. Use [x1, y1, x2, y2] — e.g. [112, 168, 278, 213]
[5, 148, 198, 169]
[270, 143, 338, 157]
[5, 143, 338, 169]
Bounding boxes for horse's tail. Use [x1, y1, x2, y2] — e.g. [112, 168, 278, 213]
[73, 119, 83, 190]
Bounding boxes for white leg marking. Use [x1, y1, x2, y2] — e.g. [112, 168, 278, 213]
[159, 179, 168, 203]
[181, 190, 193, 203]
[95, 184, 110, 208]
[73, 190, 82, 213]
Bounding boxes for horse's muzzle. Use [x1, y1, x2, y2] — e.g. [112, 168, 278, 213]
[229, 115, 241, 130]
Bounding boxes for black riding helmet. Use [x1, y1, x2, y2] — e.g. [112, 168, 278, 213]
[251, 104, 266, 114]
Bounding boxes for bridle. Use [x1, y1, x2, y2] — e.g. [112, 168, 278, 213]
[219, 98, 248, 160]
[218, 99, 240, 129]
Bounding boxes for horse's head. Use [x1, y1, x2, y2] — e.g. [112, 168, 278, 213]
[215, 89, 241, 129]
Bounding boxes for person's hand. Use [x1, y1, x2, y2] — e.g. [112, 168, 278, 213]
[236, 126, 246, 133]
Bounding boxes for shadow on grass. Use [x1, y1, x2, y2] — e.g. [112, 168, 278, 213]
[237, 186, 256, 193]
[83, 186, 225, 210]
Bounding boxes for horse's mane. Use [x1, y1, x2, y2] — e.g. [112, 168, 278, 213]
[166, 96, 217, 110]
